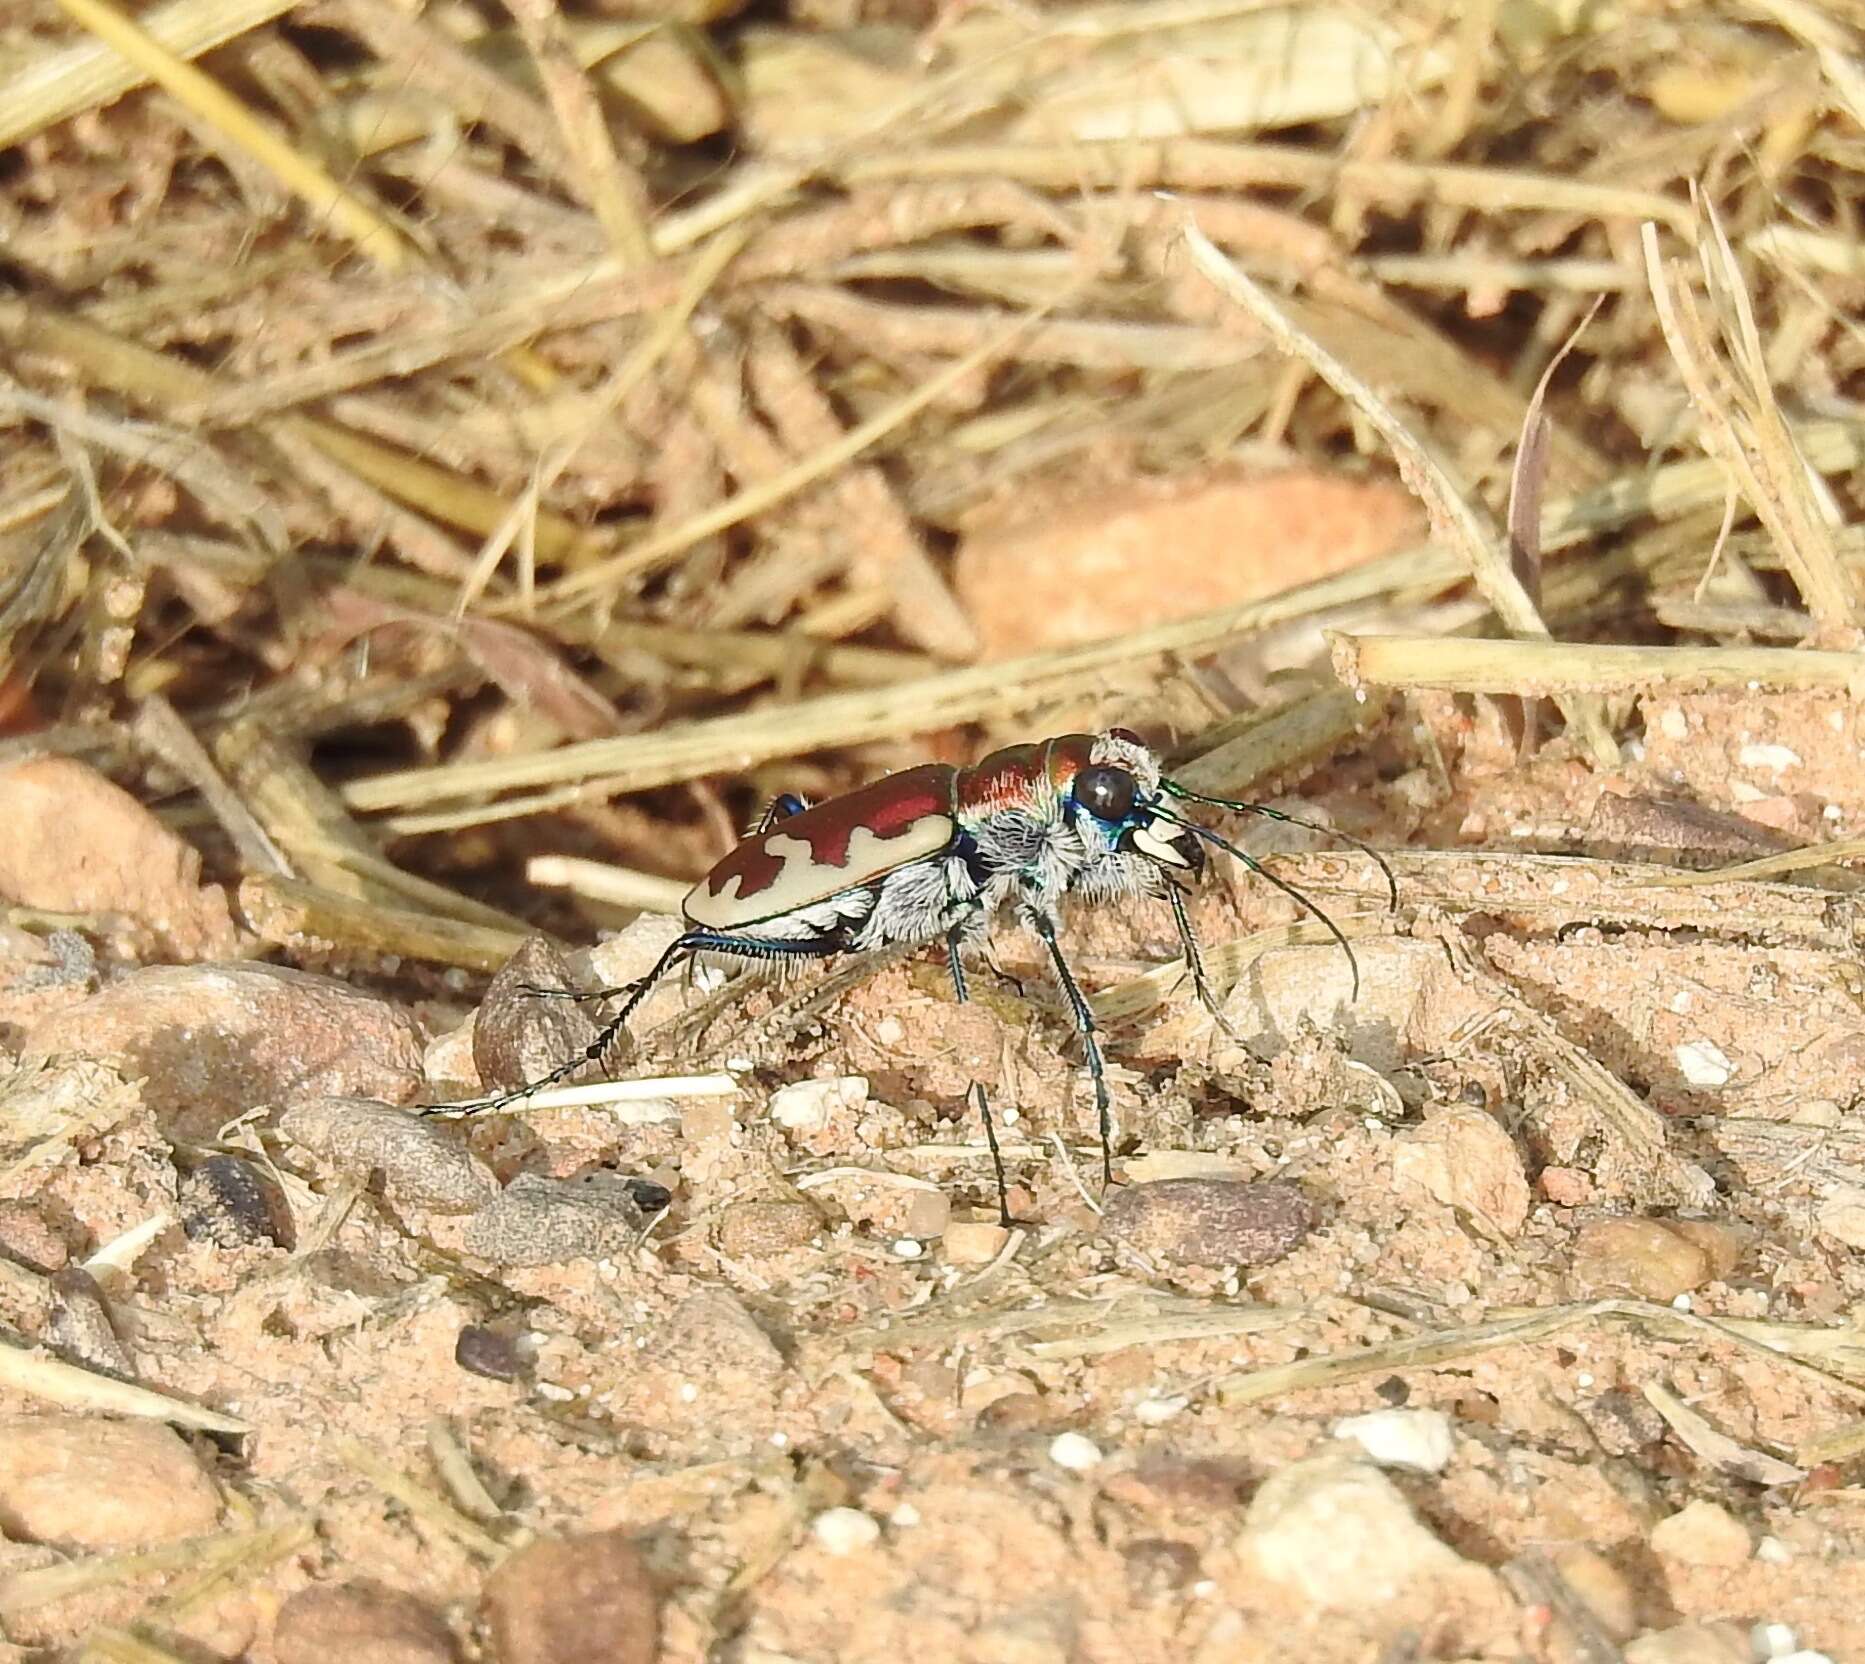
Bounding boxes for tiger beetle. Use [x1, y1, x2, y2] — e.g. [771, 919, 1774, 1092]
[463, 729, 1395, 1225]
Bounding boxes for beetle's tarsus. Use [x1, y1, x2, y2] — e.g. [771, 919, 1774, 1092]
[514, 979, 639, 1004]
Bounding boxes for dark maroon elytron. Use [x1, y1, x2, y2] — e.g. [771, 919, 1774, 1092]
[469, 729, 1390, 1221]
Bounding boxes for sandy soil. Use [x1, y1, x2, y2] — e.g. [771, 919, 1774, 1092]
[4, 681, 1865, 1664]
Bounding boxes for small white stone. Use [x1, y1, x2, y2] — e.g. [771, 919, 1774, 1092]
[875, 1016, 906, 1045]
[891, 1238, 925, 1260]
[1756, 1536, 1792, 1565]
[1672, 1293, 1692, 1311]
[1676, 1040, 1735, 1088]
[1753, 1624, 1798, 1659]
[1134, 1396, 1188, 1426]
[1658, 707, 1689, 741]
[535, 1380, 574, 1403]
[1670, 991, 1691, 1013]
[890, 1502, 922, 1528]
[770, 1075, 869, 1132]
[1333, 1408, 1455, 1474]
[1738, 743, 1801, 771]
[812, 1507, 881, 1556]
[678, 1382, 699, 1404]
[1048, 1432, 1104, 1471]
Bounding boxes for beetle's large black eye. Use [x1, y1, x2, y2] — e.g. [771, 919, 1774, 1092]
[1074, 765, 1137, 822]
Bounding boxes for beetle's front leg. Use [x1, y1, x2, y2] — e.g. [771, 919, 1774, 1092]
[1165, 880, 1259, 1057]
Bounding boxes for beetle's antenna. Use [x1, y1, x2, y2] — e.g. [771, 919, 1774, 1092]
[1159, 780, 1397, 912]
[1150, 806, 1363, 1000]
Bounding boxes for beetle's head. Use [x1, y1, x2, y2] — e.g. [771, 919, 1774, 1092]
[1067, 728, 1204, 874]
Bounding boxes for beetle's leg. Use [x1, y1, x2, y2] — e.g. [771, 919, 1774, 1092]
[976, 937, 1028, 1002]
[437, 929, 840, 1115]
[1027, 908, 1114, 1187]
[947, 923, 1013, 1228]
[1165, 880, 1256, 1054]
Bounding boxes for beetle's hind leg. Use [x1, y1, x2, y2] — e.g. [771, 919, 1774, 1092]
[435, 929, 842, 1117]
[946, 922, 1015, 1228]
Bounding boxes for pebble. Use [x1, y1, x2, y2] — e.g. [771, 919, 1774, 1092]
[1123, 1538, 1202, 1603]
[0, 1199, 70, 1272]
[976, 1391, 1051, 1433]
[1048, 1432, 1104, 1471]
[714, 1198, 825, 1257]
[1102, 1178, 1314, 1269]
[954, 465, 1421, 655]
[942, 1218, 1012, 1266]
[422, 1018, 480, 1093]
[1333, 1407, 1455, 1474]
[472, 936, 600, 1093]
[1623, 1622, 1753, 1664]
[1586, 1387, 1669, 1455]
[580, 915, 691, 1031]
[0, 756, 240, 961]
[1539, 1166, 1594, 1207]
[1754, 1624, 1799, 1659]
[811, 1507, 882, 1555]
[1549, 1544, 1638, 1641]
[461, 1172, 646, 1266]
[45, 1268, 134, 1378]
[769, 1075, 868, 1133]
[1133, 1396, 1189, 1426]
[1569, 1217, 1745, 1301]
[623, 1177, 673, 1214]
[1220, 939, 1438, 1071]
[657, 1290, 787, 1388]
[273, 1581, 458, 1664]
[1240, 1450, 1480, 1609]
[454, 1325, 533, 1383]
[280, 1097, 497, 1214]
[0, 1414, 221, 1549]
[1391, 1108, 1530, 1240]
[1814, 1186, 1865, 1251]
[1675, 1040, 1736, 1089]
[480, 1533, 658, 1664]
[22, 963, 424, 1136]
[179, 1154, 291, 1247]
[1650, 1499, 1751, 1567]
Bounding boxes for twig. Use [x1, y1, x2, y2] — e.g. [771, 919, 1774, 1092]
[1332, 632, 1865, 697]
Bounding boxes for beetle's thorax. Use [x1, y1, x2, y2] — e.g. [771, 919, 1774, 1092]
[954, 732, 1175, 915]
